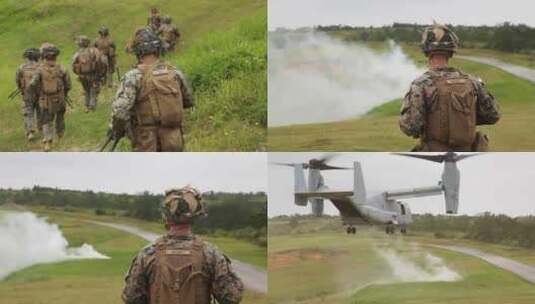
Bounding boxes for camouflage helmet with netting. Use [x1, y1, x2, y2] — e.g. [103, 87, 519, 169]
[163, 15, 172, 24]
[151, 7, 159, 15]
[40, 43, 60, 58]
[77, 35, 91, 47]
[421, 23, 459, 57]
[99, 26, 109, 36]
[161, 185, 207, 224]
[132, 27, 162, 57]
[23, 48, 41, 61]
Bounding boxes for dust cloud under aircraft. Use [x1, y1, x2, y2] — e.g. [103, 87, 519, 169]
[273, 152, 477, 234]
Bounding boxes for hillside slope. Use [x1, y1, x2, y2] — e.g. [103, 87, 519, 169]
[0, 0, 266, 151]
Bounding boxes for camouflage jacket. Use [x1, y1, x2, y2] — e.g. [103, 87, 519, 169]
[111, 61, 193, 122]
[122, 230, 244, 304]
[400, 67, 500, 138]
[28, 62, 71, 98]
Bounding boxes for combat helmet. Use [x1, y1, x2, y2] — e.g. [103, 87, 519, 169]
[131, 27, 163, 57]
[40, 43, 60, 59]
[23, 48, 41, 61]
[77, 35, 91, 47]
[98, 26, 109, 36]
[163, 16, 172, 24]
[421, 22, 459, 57]
[161, 185, 207, 224]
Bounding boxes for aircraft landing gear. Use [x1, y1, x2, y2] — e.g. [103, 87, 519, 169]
[400, 227, 407, 234]
[385, 225, 395, 234]
[346, 226, 356, 234]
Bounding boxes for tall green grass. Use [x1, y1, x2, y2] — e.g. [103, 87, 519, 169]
[0, 0, 266, 151]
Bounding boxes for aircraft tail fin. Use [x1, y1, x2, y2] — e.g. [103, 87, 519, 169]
[353, 162, 367, 204]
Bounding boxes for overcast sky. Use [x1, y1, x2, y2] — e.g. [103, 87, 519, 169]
[269, 153, 535, 217]
[269, 0, 535, 29]
[0, 153, 267, 194]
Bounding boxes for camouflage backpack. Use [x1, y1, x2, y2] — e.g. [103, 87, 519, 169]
[74, 48, 99, 75]
[95, 37, 115, 58]
[149, 238, 211, 304]
[39, 64, 65, 112]
[135, 62, 184, 127]
[20, 62, 40, 91]
[424, 71, 477, 151]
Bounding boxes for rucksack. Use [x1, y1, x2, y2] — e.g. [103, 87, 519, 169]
[41, 64, 64, 95]
[149, 238, 211, 304]
[424, 72, 477, 150]
[20, 62, 40, 91]
[74, 48, 98, 75]
[135, 63, 184, 128]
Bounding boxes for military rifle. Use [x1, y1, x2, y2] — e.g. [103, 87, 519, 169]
[65, 95, 74, 108]
[99, 128, 122, 152]
[115, 66, 121, 82]
[8, 88, 20, 101]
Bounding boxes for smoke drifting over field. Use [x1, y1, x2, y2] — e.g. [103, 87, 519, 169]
[0, 212, 109, 280]
[269, 32, 424, 126]
[375, 247, 461, 282]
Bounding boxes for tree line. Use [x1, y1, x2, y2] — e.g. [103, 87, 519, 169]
[312, 22, 535, 53]
[411, 213, 535, 249]
[0, 186, 267, 246]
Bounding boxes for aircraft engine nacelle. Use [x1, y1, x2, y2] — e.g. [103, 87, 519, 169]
[442, 162, 460, 214]
[310, 198, 324, 216]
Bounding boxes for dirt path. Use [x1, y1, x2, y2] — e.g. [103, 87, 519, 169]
[457, 55, 535, 84]
[90, 221, 267, 294]
[432, 244, 535, 284]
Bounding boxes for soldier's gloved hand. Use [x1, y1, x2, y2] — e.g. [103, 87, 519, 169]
[110, 118, 126, 139]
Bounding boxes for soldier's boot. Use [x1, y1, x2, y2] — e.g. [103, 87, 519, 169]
[56, 133, 64, 145]
[43, 140, 51, 152]
[27, 131, 36, 142]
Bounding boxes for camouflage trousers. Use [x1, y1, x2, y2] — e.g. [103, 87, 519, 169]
[41, 108, 65, 142]
[131, 125, 184, 152]
[21, 97, 41, 135]
[80, 78, 101, 110]
[105, 67, 114, 87]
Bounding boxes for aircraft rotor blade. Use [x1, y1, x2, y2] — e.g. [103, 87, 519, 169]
[392, 153, 445, 163]
[454, 153, 480, 162]
[271, 162, 306, 168]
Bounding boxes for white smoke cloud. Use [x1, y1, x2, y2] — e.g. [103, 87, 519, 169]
[0, 212, 109, 280]
[268, 31, 424, 126]
[375, 247, 461, 282]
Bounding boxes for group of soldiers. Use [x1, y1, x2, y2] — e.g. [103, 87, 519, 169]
[13, 8, 186, 152]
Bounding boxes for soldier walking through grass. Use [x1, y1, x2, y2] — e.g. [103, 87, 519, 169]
[94, 27, 117, 88]
[400, 23, 501, 152]
[28, 43, 71, 152]
[15, 48, 42, 141]
[73, 35, 108, 112]
[122, 186, 244, 304]
[110, 27, 193, 152]
[159, 16, 181, 53]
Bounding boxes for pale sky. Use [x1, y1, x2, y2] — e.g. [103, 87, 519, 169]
[269, 0, 535, 29]
[0, 153, 267, 194]
[268, 153, 535, 217]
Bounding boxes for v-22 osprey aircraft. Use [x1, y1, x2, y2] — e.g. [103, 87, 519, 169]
[274, 152, 477, 234]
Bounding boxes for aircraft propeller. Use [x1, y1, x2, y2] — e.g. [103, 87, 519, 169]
[272, 153, 351, 170]
[392, 151, 480, 163]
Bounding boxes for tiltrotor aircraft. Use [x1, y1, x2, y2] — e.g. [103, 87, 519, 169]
[274, 152, 477, 234]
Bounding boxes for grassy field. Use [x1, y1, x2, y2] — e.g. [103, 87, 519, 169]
[0, 207, 266, 304]
[0, 0, 266, 151]
[268, 219, 535, 304]
[268, 43, 535, 151]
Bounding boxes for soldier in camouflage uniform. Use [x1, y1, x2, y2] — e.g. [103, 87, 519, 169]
[400, 23, 500, 151]
[15, 48, 42, 141]
[94, 27, 117, 88]
[147, 7, 162, 34]
[29, 43, 71, 151]
[122, 186, 244, 304]
[73, 35, 108, 112]
[110, 27, 193, 152]
[159, 16, 181, 53]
